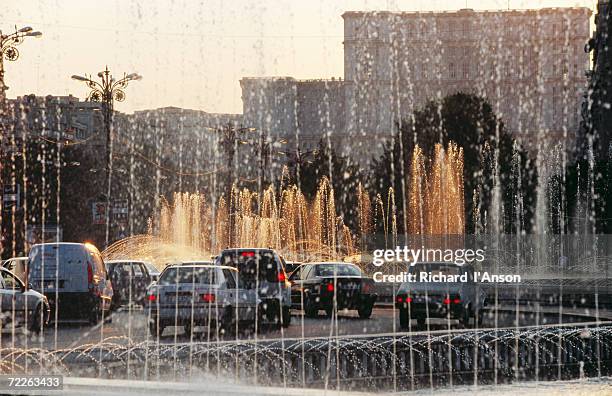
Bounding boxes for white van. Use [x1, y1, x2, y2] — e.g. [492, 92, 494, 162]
[28, 242, 113, 323]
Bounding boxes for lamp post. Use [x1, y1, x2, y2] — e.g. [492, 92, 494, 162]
[71, 67, 141, 247]
[0, 26, 41, 256]
[0, 26, 42, 103]
[276, 147, 317, 185]
[215, 123, 256, 191]
[253, 131, 287, 200]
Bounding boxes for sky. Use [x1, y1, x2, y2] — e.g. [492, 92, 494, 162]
[1, 0, 596, 115]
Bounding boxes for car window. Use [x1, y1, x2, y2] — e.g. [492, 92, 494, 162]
[1, 271, 20, 290]
[144, 262, 159, 274]
[116, 264, 132, 278]
[222, 269, 237, 288]
[159, 267, 216, 285]
[133, 263, 143, 277]
[315, 264, 361, 277]
[302, 265, 313, 279]
[289, 267, 301, 281]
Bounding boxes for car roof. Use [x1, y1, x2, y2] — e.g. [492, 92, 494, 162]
[5, 257, 28, 261]
[106, 259, 147, 264]
[167, 260, 213, 266]
[306, 262, 358, 266]
[164, 264, 236, 271]
[220, 247, 275, 253]
[31, 242, 90, 247]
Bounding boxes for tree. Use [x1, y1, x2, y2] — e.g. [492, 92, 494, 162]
[370, 92, 536, 234]
[283, 139, 363, 231]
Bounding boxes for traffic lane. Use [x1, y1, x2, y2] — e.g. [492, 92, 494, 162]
[0, 307, 598, 350]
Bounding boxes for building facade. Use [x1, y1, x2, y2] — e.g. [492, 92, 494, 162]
[240, 77, 346, 152]
[342, 7, 592, 152]
[585, 0, 611, 160]
[6, 94, 105, 151]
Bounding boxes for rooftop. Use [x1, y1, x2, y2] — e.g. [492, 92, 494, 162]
[342, 7, 592, 18]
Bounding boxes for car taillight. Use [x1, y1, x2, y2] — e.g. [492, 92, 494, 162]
[396, 295, 412, 303]
[326, 283, 334, 292]
[453, 298, 461, 304]
[148, 294, 156, 302]
[443, 297, 451, 305]
[277, 272, 286, 282]
[87, 262, 93, 288]
[241, 251, 255, 257]
[201, 293, 215, 303]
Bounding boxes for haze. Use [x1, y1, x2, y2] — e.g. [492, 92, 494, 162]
[2, 0, 594, 114]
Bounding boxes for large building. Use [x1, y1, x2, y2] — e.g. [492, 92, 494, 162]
[241, 7, 592, 164]
[342, 7, 592, 153]
[584, 0, 611, 161]
[4, 94, 106, 153]
[240, 77, 346, 151]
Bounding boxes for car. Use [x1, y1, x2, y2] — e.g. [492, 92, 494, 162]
[288, 262, 377, 318]
[0, 267, 50, 333]
[395, 261, 485, 330]
[145, 263, 259, 337]
[2, 257, 28, 283]
[282, 259, 301, 275]
[143, 262, 161, 282]
[170, 260, 213, 266]
[28, 242, 113, 324]
[106, 260, 154, 309]
[215, 248, 291, 328]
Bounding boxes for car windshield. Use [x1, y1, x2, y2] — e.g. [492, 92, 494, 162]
[315, 264, 361, 277]
[158, 267, 215, 285]
[144, 262, 159, 274]
[409, 263, 464, 277]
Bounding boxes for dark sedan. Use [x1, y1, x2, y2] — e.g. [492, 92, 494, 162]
[395, 262, 486, 330]
[289, 262, 377, 318]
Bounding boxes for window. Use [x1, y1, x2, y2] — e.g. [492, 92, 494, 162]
[449, 62, 456, 79]
[2, 271, 19, 290]
[302, 265, 314, 280]
[289, 267, 301, 281]
[314, 264, 362, 277]
[133, 264, 143, 277]
[223, 269, 236, 288]
[159, 267, 216, 285]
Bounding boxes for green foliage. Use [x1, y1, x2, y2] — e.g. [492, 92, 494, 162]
[370, 92, 536, 234]
[283, 139, 363, 230]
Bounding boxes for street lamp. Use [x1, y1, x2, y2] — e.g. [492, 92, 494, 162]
[71, 66, 141, 247]
[0, 25, 42, 102]
[251, 132, 287, 199]
[215, 124, 256, 190]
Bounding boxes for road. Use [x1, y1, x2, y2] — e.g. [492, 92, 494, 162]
[1, 304, 608, 351]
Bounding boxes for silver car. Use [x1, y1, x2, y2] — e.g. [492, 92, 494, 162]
[0, 267, 50, 333]
[146, 263, 259, 337]
[2, 257, 28, 283]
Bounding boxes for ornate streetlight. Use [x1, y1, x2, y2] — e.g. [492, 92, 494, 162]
[71, 66, 141, 247]
[0, 26, 42, 100]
